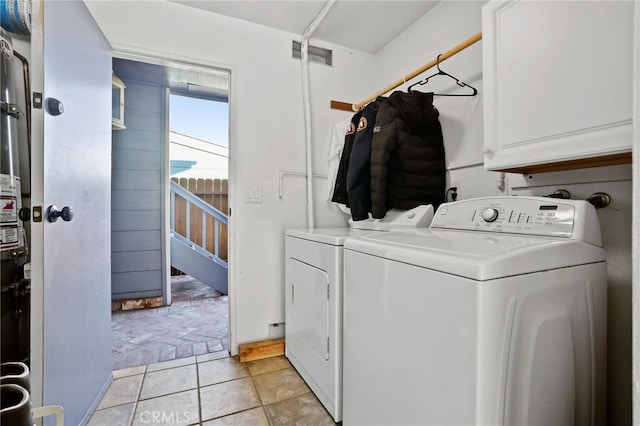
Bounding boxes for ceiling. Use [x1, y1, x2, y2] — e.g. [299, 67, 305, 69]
[113, 1, 440, 99]
[169, 0, 440, 54]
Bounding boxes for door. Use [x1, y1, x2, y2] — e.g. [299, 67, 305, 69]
[288, 258, 330, 360]
[30, 1, 113, 424]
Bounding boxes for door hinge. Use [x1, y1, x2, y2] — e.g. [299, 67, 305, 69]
[327, 337, 330, 353]
[291, 284, 295, 304]
[327, 284, 330, 300]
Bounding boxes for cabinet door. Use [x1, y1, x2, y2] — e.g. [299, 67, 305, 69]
[482, 1, 633, 172]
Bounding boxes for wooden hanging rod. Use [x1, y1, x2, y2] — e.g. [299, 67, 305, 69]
[330, 32, 482, 112]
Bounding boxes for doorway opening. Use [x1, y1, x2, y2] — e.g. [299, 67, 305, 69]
[109, 55, 232, 370]
[169, 94, 229, 296]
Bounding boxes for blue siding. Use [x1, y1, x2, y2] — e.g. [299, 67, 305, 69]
[113, 148, 161, 170]
[112, 190, 161, 211]
[112, 170, 162, 190]
[112, 230, 162, 251]
[111, 80, 167, 300]
[112, 129, 164, 151]
[112, 271, 163, 297]
[112, 250, 163, 273]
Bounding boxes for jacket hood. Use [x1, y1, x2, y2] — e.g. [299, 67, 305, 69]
[388, 91, 438, 129]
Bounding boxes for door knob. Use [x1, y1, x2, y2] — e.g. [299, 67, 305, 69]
[18, 207, 30, 222]
[45, 98, 64, 116]
[46, 205, 74, 223]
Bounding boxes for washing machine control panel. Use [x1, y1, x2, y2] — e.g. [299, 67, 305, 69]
[431, 197, 581, 238]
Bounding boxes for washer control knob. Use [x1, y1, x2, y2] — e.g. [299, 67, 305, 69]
[482, 207, 499, 222]
[407, 211, 415, 219]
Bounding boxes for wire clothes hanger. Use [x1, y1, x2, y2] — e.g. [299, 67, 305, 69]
[407, 54, 478, 96]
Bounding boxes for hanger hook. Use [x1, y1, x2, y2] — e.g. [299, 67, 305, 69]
[436, 54, 443, 73]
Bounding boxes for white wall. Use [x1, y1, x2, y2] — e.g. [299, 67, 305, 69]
[86, 0, 376, 352]
[375, 1, 632, 424]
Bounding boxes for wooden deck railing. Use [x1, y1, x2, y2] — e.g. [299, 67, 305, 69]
[171, 177, 228, 260]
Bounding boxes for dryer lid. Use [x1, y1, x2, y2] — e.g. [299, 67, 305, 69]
[344, 228, 606, 281]
[285, 204, 434, 245]
[286, 227, 375, 246]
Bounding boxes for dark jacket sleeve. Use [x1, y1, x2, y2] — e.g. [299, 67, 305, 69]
[346, 103, 380, 221]
[370, 115, 397, 219]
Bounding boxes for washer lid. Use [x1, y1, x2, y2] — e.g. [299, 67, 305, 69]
[349, 204, 434, 231]
[344, 228, 606, 281]
[286, 228, 377, 246]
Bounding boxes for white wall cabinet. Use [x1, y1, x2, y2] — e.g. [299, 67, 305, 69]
[482, 1, 633, 174]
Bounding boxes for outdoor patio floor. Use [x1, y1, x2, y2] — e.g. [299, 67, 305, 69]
[111, 275, 229, 370]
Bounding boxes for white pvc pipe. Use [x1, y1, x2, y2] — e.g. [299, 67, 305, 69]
[301, 0, 336, 228]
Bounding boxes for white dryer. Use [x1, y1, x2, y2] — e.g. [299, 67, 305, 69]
[343, 196, 607, 426]
[285, 205, 434, 422]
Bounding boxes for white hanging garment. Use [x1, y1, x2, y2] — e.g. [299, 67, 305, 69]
[326, 118, 351, 214]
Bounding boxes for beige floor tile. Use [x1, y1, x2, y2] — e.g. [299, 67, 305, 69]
[264, 393, 337, 426]
[252, 367, 310, 405]
[88, 403, 135, 426]
[200, 377, 261, 421]
[131, 389, 200, 426]
[197, 351, 230, 363]
[97, 374, 143, 409]
[202, 407, 269, 426]
[198, 356, 249, 386]
[113, 365, 147, 379]
[139, 364, 198, 400]
[246, 356, 291, 376]
[146, 356, 196, 373]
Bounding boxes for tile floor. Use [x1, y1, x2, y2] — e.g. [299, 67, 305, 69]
[104, 276, 336, 425]
[88, 354, 337, 426]
[111, 276, 229, 370]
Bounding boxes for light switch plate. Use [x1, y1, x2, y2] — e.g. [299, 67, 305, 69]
[245, 185, 263, 203]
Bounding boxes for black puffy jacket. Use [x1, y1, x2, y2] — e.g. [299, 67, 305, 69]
[370, 91, 445, 219]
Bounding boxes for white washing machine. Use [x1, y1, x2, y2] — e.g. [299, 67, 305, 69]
[285, 205, 434, 422]
[343, 196, 607, 426]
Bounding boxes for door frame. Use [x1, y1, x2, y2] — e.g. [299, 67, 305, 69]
[111, 45, 237, 354]
[29, 0, 45, 409]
